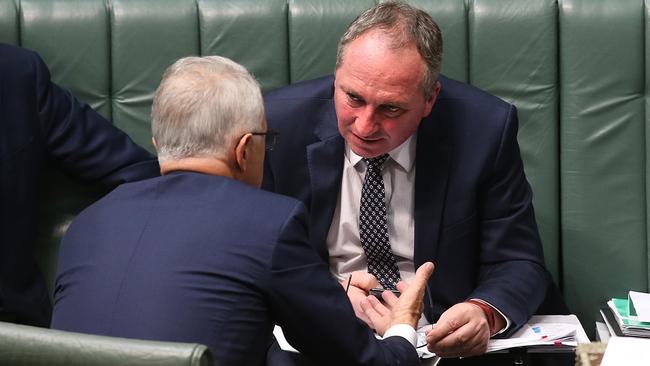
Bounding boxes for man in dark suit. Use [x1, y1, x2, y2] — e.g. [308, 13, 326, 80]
[51, 55, 435, 366]
[262, 2, 552, 360]
[0, 44, 158, 327]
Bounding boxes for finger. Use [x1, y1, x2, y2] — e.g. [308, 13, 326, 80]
[381, 290, 399, 308]
[359, 298, 377, 329]
[427, 315, 463, 344]
[430, 321, 487, 358]
[347, 290, 373, 323]
[439, 331, 486, 358]
[427, 333, 466, 357]
[360, 295, 391, 326]
[429, 333, 466, 358]
[369, 295, 391, 317]
[463, 337, 488, 357]
[351, 272, 380, 291]
[395, 281, 409, 293]
[458, 323, 489, 356]
[360, 297, 380, 318]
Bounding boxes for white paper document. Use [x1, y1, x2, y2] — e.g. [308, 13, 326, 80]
[486, 315, 589, 353]
[601, 336, 650, 366]
[273, 325, 298, 353]
[628, 291, 650, 322]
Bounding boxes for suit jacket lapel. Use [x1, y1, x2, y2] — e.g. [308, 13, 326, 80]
[413, 114, 451, 268]
[306, 101, 344, 261]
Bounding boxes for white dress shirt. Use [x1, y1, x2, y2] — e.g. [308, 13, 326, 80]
[326, 134, 511, 333]
[327, 135, 417, 283]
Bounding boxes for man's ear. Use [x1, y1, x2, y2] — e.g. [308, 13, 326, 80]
[151, 137, 158, 149]
[422, 81, 441, 118]
[234, 133, 253, 172]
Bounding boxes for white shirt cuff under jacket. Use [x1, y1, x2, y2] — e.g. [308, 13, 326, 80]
[383, 323, 417, 347]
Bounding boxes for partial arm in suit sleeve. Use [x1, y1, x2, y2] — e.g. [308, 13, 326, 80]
[30, 50, 159, 187]
[268, 202, 419, 366]
[469, 104, 549, 334]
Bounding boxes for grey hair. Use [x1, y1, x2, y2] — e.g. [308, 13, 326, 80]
[151, 56, 264, 162]
[335, 1, 443, 99]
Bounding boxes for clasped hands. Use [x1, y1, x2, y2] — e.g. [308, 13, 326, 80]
[340, 264, 496, 358]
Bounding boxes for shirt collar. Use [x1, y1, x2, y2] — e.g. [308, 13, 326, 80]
[346, 133, 417, 172]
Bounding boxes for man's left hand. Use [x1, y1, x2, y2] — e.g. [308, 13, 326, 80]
[425, 302, 490, 358]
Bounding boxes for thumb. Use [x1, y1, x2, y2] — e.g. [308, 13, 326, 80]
[389, 262, 434, 327]
[412, 262, 434, 288]
[399, 262, 434, 300]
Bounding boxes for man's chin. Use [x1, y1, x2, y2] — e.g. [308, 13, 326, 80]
[350, 145, 387, 159]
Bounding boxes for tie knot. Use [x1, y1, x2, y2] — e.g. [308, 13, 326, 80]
[363, 154, 388, 172]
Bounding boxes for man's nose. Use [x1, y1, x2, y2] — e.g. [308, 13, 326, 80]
[354, 108, 378, 136]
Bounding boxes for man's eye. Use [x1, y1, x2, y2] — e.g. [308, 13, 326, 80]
[348, 94, 361, 102]
[383, 105, 402, 115]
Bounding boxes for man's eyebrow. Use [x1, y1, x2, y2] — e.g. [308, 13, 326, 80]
[344, 88, 364, 100]
[381, 101, 407, 110]
[341, 86, 357, 95]
[341, 86, 407, 108]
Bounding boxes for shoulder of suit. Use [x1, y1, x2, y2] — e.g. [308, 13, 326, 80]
[437, 74, 512, 109]
[264, 74, 334, 102]
[0, 43, 40, 68]
[249, 185, 305, 212]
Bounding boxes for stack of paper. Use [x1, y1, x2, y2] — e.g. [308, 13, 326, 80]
[628, 291, 650, 322]
[600, 336, 650, 366]
[486, 315, 589, 353]
[605, 297, 650, 337]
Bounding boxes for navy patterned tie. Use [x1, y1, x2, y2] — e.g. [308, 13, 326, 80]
[359, 154, 401, 290]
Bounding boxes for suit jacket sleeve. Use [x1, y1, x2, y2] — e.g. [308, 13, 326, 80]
[30, 49, 159, 186]
[268, 202, 419, 366]
[470, 104, 548, 333]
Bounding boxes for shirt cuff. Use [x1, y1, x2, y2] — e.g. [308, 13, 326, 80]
[471, 298, 511, 336]
[383, 323, 417, 347]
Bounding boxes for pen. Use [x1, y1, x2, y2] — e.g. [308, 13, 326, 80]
[345, 274, 352, 293]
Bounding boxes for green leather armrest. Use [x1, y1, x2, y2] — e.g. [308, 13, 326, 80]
[0, 321, 214, 366]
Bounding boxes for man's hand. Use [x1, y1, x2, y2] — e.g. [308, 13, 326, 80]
[340, 271, 380, 328]
[359, 262, 434, 336]
[425, 302, 490, 358]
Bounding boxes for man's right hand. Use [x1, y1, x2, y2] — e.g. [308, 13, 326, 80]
[339, 271, 380, 328]
[360, 262, 435, 335]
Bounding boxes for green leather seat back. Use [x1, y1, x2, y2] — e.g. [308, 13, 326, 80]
[4, 0, 650, 335]
[0, 1, 18, 45]
[111, 0, 199, 151]
[0, 321, 213, 366]
[560, 0, 648, 326]
[198, 0, 290, 93]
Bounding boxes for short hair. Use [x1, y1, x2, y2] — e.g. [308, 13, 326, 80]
[335, 1, 443, 99]
[151, 56, 264, 162]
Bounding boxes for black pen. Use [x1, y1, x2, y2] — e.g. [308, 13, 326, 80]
[345, 274, 352, 293]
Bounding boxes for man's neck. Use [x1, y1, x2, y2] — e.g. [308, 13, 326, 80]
[159, 156, 235, 178]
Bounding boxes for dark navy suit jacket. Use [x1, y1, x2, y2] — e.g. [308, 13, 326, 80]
[0, 44, 158, 326]
[51, 172, 419, 366]
[262, 75, 550, 334]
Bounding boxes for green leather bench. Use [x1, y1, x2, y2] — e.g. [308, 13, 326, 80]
[0, 320, 213, 366]
[2, 0, 647, 337]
